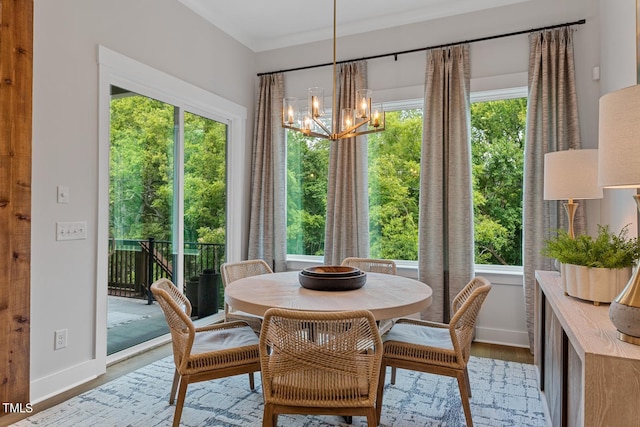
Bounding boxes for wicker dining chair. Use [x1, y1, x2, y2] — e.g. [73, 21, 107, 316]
[259, 308, 383, 427]
[376, 276, 492, 427]
[341, 257, 397, 275]
[221, 259, 274, 333]
[150, 278, 261, 427]
[341, 257, 398, 335]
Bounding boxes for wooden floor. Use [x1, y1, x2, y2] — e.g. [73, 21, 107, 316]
[1, 341, 532, 426]
[471, 341, 533, 364]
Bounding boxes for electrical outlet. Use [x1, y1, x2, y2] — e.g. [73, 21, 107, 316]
[54, 329, 67, 350]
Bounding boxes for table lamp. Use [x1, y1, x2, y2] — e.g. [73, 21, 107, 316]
[544, 149, 603, 239]
[598, 84, 640, 345]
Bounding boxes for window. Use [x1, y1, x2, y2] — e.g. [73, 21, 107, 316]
[470, 92, 526, 266]
[107, 88, 229, 353]
[286, 88, 527, 267]
[108, 88, 228, 290]
[367, 106, 422, 261]
[286, 131, 330, 256]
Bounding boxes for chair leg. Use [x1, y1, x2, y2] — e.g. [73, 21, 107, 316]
[376, 362, 387, 424]
[464, 367, 472, 397]
[172, 376, 190, 427]
[365, 407, 378, 426]
[456, 370, 473, 427]
[169, 369, 180, 404]
[262, 403, 275, 427]
[391, 367, 397, 385]
[249, 372, 255, 390]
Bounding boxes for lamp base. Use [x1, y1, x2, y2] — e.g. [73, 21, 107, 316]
[563, 200, 578, 239]
[610, 300, 640, 346]
[607, 194, 640, 346]
[617, 330, 640, 345]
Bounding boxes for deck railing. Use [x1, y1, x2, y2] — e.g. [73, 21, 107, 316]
[108, 238, 225, 303]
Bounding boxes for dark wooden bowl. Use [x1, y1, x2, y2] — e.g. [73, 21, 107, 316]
[301, 265, 361, 277]
[298, 271, 367, 291]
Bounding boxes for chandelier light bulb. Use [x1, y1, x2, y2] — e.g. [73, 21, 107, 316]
[287, 106, 294, 124]
[356, 89, 372, 119]
[371, 103, 384, 128]
[341, 108, 356, 132]
[302, 115, 312, 131]
[372, 110, 380, 127]
[308, 87, 324, 118]
[283, 97, 299, 126]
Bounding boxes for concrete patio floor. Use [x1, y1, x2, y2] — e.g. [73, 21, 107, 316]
[107, 295, 169, 355]
[107, 294, 223, 355]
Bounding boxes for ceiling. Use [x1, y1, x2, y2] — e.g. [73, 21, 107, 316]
[178, 0, 529, 52]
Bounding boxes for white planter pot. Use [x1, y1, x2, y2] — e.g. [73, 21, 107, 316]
[561, 263, 632, 305]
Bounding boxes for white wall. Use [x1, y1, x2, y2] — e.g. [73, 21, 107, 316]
[598, 0, 638, 236]
[31, 0, 255, 402]
[259, 0, 599, 348]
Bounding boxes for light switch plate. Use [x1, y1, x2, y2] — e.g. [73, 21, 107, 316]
[57, 185, 70, 204]
[56, 221, 87, 241]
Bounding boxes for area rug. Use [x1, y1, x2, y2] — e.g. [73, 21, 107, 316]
[13, 356, 546, 427]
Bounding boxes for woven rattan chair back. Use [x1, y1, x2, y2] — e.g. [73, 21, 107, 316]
[221, 259, 273, 286]
[341, 257, 397, 275]
[259, 308, 383, 427]
[220, 259, 273, 332]
[450, 277, 492, 364]
[151, 278, 261, 427]
[341, 257, 398, 335]
[151, 278, 194, 366]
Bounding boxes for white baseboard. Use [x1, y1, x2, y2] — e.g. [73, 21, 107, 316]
[30, 359, 103, 404]
[475, 326, 530, 348]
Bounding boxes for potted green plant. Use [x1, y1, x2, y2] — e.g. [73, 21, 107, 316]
[542, 224, 640, 305]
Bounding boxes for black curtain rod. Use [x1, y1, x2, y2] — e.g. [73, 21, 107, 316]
[257, 18, 586, 77]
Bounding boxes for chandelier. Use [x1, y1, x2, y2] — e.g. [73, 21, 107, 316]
[282, 0, 385, 141]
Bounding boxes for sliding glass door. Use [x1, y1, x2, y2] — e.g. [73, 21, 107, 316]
[183, 111, 227, 318]
[107, 86, 228, 355]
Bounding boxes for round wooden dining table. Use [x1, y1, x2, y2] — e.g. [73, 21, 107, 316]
[224, 270, 432, 321]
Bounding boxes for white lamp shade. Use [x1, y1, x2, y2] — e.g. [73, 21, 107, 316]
[544, 149, 603, 200]
[598, 84, 640, 188]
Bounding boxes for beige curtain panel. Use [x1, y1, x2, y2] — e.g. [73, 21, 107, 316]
[523, 27, 583, 351]
[418, 44, 474, 323]
[324, 61, 370, 265]
[248, 73, 287, 272]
